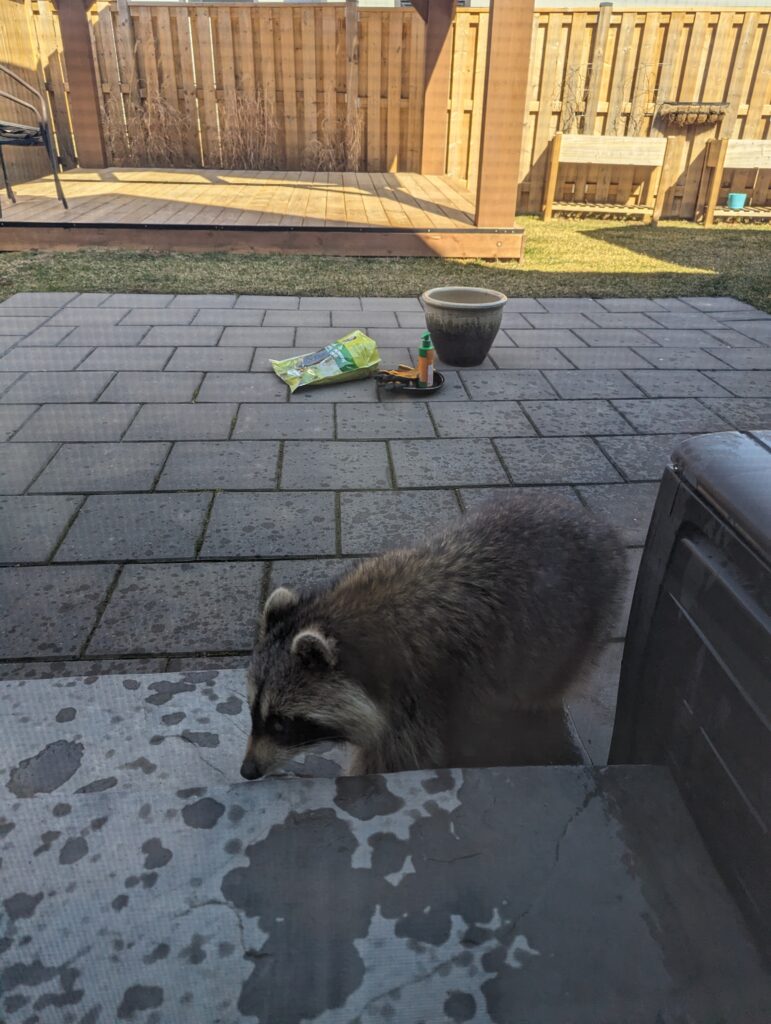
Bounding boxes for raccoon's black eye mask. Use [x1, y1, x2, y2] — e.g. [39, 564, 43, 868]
[261, 713, 341, 748]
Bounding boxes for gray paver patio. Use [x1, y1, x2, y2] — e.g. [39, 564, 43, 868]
[0, 291, 769, 760]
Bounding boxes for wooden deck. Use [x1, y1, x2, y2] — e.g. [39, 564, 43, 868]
[0, 169, 524, 258]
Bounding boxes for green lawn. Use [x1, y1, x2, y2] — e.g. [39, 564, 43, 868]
[1, 217, 769, 311]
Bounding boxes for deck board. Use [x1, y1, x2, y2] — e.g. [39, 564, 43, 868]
[0, 167, 523, 258]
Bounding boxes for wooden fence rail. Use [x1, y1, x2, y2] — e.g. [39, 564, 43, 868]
[5, 2, 771, 220]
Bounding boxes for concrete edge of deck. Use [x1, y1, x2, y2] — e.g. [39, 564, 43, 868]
[0, 222, 526, 258]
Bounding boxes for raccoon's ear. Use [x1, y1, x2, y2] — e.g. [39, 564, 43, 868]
[291, 628, 337, 671]
[263, 587, 299, 630]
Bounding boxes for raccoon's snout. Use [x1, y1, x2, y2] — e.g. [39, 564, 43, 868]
[240, 758, 263, 781]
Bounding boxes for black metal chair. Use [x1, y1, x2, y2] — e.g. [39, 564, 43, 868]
[0, 64, 67, 217]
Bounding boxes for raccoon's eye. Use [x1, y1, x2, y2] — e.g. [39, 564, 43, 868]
[266, 716, 288, 737]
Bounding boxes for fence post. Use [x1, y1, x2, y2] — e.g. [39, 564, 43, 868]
[345, 0, 359, 171]
[474, 0, 535, 226]
[583, 1, 612, 134]
[56, 0, 106, 167]
[419, 0, 455, 175]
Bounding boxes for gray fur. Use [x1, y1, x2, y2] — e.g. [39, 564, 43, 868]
[243, 494, 625, 777]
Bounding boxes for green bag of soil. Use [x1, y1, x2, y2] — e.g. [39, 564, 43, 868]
[271, 331, 381, 392]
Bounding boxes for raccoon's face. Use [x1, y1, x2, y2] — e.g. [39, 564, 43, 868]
[241, 587, 381, 780]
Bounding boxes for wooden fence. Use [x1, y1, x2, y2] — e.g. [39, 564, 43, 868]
[6, 2, 771, 219]
[0, 0, 74, 182]
[87, 0, 425, 172]
[448, 6, 771, 215]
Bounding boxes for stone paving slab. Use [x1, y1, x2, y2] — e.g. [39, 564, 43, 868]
[718, 322, 771, 343]
[156, 440, 279, 491]
[704, 370, 771, 397]
[495, 437, 621, 485]
[99, 370, 202, 403]
[554, 348, 651, 370]
[0, 347, 91, 372]
[232, 403, 334, 440]
[0, 442, 58, 493]
[124, 403, 237, 441]
[625, 369, 731, 398]
[639, 328, 726, 348]
[269, 557, 358, 592]
[340, 489, 461, 555]
[78, 347, 173, 371]
[430, 400, 534, 437]
[460, 485, 580, 514]
[612, 398, 730, 433]
[15, 327, 74, 348]
[60, 325, 149, 346]
[489, 348, 574, 369]
[700, 397, 771, 430]
[522, 400, 634, 436]
[87, 561, 265, 655]
[0, 405, 36, 441]
[460, 369, 556, 400]
[336, 402, 436, 439]
[0, 494, 82, 563]
[12, 403, 139, 442]
[390, 438, 509, 487]
[544, 370, 643, 399]
[121, 308, 196, 326]
[140, 325, 223, 346]
[281, 440, 391, 489]
[221, 326, 296, 346]
[632, 348, 728, 370]
[55, 493, 211, 561]
[31, 441, 169, 493]
[596, 434, 690, 482]
[575, 329, 650, 347]
[200, 491, 337, 558]
[710, 349, 771, 370]
[165, 347, 254, 371]
[577, 482, 660, 545]
[1, 370, 113, 404]
[196, 371, 286, 403]
[0, 563, 117, 658]
[506, 329, 587, 348]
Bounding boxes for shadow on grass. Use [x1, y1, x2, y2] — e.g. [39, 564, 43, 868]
[587, 225, 770, 276]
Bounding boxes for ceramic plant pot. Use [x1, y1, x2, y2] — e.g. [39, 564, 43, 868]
[421, 287, 507, 367]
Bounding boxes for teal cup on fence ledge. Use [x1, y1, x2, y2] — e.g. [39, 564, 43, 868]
[727, 193, 748, 210]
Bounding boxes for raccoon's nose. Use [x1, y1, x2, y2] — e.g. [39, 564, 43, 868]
[240, 759, 263, 781]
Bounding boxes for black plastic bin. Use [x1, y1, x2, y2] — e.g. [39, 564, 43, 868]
[610, 430, 771, 960]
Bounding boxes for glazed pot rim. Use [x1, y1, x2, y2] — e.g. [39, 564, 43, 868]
[421, 287, 508, 311]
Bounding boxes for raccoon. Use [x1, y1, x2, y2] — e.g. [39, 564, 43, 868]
[241, 493, 625, 779]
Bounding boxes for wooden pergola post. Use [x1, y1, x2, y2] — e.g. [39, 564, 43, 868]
[55, 0, 106, 167]
[415, 0, 456, 175]
[474, 0, 535, 226]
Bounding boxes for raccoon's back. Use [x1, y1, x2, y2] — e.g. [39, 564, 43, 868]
[317, 493, 625, 674]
